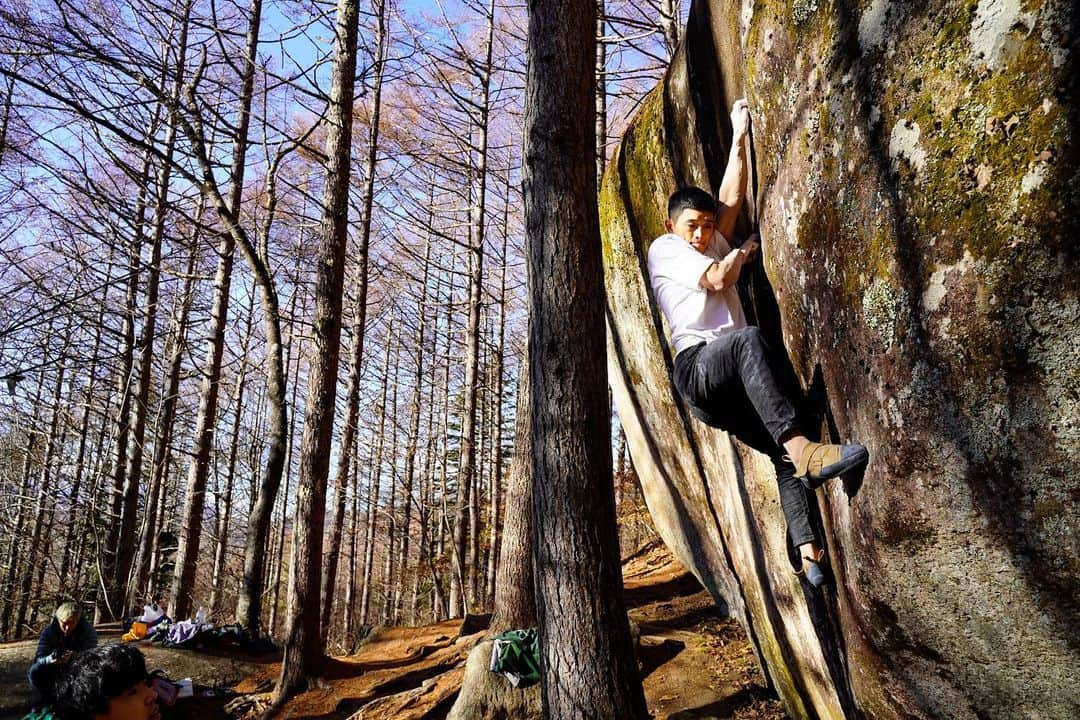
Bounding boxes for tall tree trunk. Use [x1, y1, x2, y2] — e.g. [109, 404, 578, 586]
[170, 0, 262, 621]
[484, 185, 511, 608]
[16, 359, 67, 632]
[342, 436, 362, 644]
[60, 248, 117, 592]
[523, 0, 648, 712]
[209, 291, 255, 618]
[359, 337, 393, 626]
[468, 335, 486, 606]
[115, 0, 193, 616]
[0, 378, 43, 638]
[74, 380, 118, 597]
[318, 0, 388, 644]
[268, 265, 306, 637]
[433, 256, 456, 622]
[233, 143, 292, 638]
[169, 236, 234, 619]
[393, 238, 431, 622]
[659, 0, 680, 58]
[595, 0, 607, 181]
[128, 226, 202, 608]
[445, 367, 537, 720]
[448, 0, 496, 618]
[419, 269, 446, 623]
[410, 287, 440, 623]
[382, 371, 400, 624]
[275, 0, 359, 698]
[101, 145, 154, 622]
[492, 365, 535, 632]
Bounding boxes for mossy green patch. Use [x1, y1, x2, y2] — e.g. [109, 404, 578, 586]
[598, 84, 671, 288]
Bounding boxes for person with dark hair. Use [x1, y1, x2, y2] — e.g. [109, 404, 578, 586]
[647, 99, 869, 587]
[28, 602, 98, 704]
[50, 644, 159, 720]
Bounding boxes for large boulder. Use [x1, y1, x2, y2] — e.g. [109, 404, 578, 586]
[600, 1, 1079, 718]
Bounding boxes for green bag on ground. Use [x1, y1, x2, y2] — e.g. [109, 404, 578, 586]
[489, 628, 541, 689]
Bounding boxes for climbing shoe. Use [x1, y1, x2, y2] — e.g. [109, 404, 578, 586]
[796, 549, 827, 588]
[792, 441, 868, 490]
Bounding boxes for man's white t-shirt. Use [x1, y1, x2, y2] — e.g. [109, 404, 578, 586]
[647, 232, 747, 355]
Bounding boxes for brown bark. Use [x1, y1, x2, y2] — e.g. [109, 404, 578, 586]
[274, 0, 359, 698]
[233, 172, 290, 635]
[491, 366, 535, 632]
[446, 367, 539, 720]
[342, 436, 362, 644]
[523, 0, 648, 712]
[168, 235, 234, 620]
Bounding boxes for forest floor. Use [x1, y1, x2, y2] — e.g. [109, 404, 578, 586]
[0, 544, 786, 719]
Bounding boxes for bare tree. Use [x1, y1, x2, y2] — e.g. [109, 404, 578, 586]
[319, 0, 389, 647]
[448, 0, 498, 620]
[523, 0, 648, 713]
[274, 0, 360, 699]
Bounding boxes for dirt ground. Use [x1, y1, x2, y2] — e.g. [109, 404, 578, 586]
[0, 544, 787, 719]
[625, 543, 787, 720]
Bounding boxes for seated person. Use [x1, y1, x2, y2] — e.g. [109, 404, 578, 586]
[647, 99, 868, 587]
[50, 644, 160, 720]
[28, 602, 98, 704]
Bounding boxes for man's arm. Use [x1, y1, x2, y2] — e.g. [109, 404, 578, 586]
[34, 625, 54, 662]
[699, 236, 759, 291]
[716, 99, 751, 241]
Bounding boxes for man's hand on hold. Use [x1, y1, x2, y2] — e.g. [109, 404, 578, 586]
[739, 233, 760, 260]
[730, 99, 750, 144]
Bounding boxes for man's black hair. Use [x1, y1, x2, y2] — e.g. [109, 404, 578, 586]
[667, 186, 717, 220]
[52, 644, 148, 720]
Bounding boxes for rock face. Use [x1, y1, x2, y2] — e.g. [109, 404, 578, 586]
[600, 1, 1079, 718]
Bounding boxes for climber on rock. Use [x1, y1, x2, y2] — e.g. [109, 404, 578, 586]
[646, 99, 869, 588]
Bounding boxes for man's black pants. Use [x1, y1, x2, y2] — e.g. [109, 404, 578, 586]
[673, 326, 816, 548]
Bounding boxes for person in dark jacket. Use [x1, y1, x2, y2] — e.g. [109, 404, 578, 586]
[28, 602, 98, 705]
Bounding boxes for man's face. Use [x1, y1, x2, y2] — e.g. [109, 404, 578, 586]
[59, 616, 78, 635]
[97, 680, 160, 720]
[666, 208, 715, 253]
